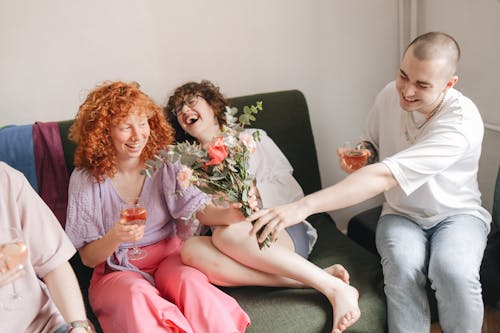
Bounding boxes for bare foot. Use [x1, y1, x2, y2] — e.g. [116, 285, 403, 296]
[328, 284, 360, 333]
[324, 264, 350, 284]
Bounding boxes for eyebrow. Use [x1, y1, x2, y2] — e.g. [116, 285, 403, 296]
[399, 69, 433, 87]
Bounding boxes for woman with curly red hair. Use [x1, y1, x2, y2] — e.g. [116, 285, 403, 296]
[65, 81, 250, 333]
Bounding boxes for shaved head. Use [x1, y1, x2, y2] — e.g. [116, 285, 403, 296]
[405, 32, 461, 76]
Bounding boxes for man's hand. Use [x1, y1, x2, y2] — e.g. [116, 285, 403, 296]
[247, 201, 309, 243]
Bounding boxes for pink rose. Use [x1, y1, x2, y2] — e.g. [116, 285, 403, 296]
[247, 185, 259, 211]
[205, 137, 229, 166]
[239, 133, 257, 154]
[177, 165, 193, 190]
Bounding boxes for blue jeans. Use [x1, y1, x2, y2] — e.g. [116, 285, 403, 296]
[376, 214, 488, 333]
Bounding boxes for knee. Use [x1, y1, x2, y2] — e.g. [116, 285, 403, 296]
[212, 222, 250, 250]
[181, 237, 200, 267]
[429, 263, 480, 292]
[380, 252, 427, 286]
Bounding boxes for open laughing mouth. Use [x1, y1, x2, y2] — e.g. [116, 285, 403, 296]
[402, 94, 418, 104]
[183, 113, 199, 126]
[125, 142, 142, 150]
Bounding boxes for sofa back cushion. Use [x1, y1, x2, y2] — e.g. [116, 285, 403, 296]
[230, 90, 322, 195]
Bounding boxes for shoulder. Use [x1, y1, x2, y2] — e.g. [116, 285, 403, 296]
[376, 81, 398, 102]
[441, 89, 483, 127]
[244, 128, 272, 144]
[0, 161, 22, 181]
[0, 161, 27, 195]
[68, 168, 101, 199]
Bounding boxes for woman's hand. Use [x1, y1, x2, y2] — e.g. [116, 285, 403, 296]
[107, 218, 145, 244]
[0, 265, 25, 288]
[247, 201, 309, 243]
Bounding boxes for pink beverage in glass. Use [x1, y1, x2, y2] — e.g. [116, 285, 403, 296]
[121, 200, 148, 260]
[0, 241, 28, 273]
[121, 207, 147, 226]
[342, 149, 370, 171]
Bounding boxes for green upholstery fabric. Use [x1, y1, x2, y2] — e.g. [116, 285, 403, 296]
[51, 90, 386, 332]
[230, 90, 321, 196]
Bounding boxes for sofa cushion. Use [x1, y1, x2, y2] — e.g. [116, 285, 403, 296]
[230, 90, 321, 196]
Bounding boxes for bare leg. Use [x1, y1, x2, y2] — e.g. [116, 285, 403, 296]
[181, 222, 360, 332]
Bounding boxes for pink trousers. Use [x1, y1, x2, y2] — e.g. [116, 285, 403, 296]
[89, 236, 250, 333]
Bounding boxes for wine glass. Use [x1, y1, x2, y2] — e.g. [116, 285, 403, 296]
[340, 140, 370, 171]
[0, 226, 28, 310]
[121, 198, 147, 260]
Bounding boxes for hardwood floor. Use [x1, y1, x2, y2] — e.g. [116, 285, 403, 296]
[429, 306, 500, 333]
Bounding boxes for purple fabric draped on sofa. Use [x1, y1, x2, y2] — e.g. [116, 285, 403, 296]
[33, 121, 70, 227]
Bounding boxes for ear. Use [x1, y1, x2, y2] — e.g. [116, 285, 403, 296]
[445, 75, 459, 89]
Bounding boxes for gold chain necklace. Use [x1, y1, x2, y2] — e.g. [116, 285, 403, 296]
[404, 93, 446, 143]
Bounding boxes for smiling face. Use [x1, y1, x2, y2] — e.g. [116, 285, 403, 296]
[110, 110, 150, 162]
[175, 94, 221, 147]
[395, 45, 457, 115]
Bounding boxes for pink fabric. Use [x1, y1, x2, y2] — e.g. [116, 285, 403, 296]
[32, 121, 70, 227]
[89, 236, 250, 333]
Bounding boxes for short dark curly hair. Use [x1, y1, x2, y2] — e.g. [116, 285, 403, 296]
[165, 80, 229, 142]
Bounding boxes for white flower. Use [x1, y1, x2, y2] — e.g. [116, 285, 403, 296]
[239, 133, 257, 154]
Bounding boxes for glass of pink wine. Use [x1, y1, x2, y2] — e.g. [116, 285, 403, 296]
[340, 140, 370, 171]
[0, 226, 28, 310]
[121, 198, 147, 260]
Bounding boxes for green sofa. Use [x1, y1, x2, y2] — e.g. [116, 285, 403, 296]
[3, 90, 387, 332]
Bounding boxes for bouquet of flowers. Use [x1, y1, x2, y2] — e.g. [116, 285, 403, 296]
[143, 101, 271, 249]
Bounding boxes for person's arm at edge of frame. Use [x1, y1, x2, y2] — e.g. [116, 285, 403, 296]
[248, 162, 398, 243]
[42, 261, 92, 332]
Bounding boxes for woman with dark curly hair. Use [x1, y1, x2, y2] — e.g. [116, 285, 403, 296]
[166, 80, 359, 333]
[65, 81, 250, 333]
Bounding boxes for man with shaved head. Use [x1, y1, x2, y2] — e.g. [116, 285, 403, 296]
[249, 32, 491, 332]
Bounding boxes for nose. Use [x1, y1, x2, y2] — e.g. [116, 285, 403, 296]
[402, 83, 416, 97]
[130, 127, 139, 140]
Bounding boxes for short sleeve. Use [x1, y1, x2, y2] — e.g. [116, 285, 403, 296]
[65, 169, 106, 249]
[162, 161, 212, 221]
[4, 164, 76, 278]
[383, 112, 470, 195]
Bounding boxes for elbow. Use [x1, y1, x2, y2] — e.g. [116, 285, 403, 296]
[80, 257, 97, 269]
[78, 249, 98, 269]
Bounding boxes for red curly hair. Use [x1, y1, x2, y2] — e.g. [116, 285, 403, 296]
[69, 81, 175, 182]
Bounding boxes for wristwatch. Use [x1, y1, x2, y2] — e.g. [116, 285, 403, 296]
[67, 320, 94, 332]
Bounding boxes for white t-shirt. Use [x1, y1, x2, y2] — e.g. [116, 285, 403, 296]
[364, 81, 491, 229]
[247, 129, 318, 253]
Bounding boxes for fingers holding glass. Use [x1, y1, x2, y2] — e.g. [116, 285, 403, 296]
[0, 227, 28, 310]
[339, 140, 370, 172]
[120, 198, 147, 260]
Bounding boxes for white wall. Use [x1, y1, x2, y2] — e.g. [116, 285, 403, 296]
[0, 0, 400, 230]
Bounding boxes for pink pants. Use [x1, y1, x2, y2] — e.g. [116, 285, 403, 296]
[89, 236, 250, 333]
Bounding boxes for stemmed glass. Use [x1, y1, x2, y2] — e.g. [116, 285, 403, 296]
[121, 198, 147, 260]
[0, 226, 28, 310]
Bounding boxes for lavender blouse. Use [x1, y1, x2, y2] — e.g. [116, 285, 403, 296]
[65, 161, 210, 283]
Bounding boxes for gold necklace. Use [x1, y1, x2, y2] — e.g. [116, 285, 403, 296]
[404, 93, 446, 143]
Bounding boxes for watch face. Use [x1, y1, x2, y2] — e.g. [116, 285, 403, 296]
[68, 320, 93, 332]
